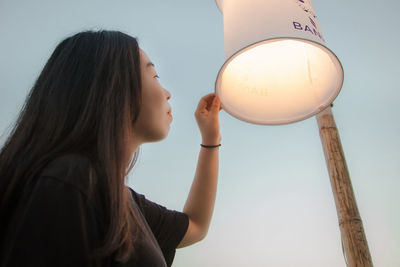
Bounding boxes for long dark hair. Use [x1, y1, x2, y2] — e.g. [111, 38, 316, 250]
[0, 30, 143, 262]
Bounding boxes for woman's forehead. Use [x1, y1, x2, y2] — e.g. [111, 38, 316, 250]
[139, 49, 154, 69]
[139, 49, 149, 62]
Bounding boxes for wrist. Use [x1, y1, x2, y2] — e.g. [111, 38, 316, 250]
[201, 140, 220, 146]
[201, 135, 221, 146]
[200, 143, 221, 148]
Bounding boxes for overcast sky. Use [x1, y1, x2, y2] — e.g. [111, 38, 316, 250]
[0, 0, 399, 266]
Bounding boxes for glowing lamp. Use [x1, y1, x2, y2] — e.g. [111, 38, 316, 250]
[214, 0, 344, 124]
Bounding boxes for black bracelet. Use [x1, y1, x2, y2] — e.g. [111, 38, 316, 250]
[200, 144, 221, 148]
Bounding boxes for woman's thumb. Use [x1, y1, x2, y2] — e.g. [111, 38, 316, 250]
[211, 95, 220, 113]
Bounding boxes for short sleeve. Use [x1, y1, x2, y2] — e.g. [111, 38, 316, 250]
[2, 176, 94, 267]
[128, 187, 189, 266]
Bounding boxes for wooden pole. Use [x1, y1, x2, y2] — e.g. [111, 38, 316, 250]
[316, 105, 373, 267]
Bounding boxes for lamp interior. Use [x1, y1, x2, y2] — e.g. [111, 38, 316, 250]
[215, 38, 343, 125]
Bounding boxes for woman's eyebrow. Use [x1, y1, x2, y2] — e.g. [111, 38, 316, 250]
[146, 62, 155, 68]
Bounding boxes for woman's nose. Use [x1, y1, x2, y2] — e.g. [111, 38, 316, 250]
[165, 89, 171, 100]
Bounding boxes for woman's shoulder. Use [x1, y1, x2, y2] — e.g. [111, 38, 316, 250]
[37, 153, 96, 197]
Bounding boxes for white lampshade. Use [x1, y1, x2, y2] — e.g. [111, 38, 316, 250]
[215, 0, 344, 125]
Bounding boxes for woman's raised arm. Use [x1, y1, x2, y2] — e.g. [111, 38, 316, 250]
[178, 93, 222, 248]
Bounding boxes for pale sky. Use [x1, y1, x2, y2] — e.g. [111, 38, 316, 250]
[0, 0, 399, 266]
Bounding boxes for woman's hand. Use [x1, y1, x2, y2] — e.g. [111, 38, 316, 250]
[194, 93, 222, 145]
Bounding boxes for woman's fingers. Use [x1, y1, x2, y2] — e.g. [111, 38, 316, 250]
[202, 93, 218, 111]
[196, 93, 216, 113]
[210, 95, 220, 114]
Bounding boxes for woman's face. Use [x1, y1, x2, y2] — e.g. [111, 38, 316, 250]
[132, 49, 172, 143]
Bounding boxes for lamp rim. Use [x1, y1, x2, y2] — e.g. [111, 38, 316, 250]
[214, 36, 345, 125]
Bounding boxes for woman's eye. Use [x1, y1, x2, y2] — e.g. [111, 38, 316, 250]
[155, 75, 160, 79]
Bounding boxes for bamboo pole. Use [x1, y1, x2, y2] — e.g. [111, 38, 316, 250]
[316, 105, 373, 267]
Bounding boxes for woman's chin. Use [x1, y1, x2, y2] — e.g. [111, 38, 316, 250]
[156, 129, 170, 142]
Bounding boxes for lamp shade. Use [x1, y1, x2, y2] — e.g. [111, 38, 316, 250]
[215, 0, 344, 125]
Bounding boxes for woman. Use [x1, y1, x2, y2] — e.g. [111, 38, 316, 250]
[0, 30, 222, 267]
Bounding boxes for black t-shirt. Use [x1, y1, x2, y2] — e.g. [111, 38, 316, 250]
[0, 154, 189, 267]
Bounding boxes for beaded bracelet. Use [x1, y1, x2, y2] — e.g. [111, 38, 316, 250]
[200, 144, 221, 148]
